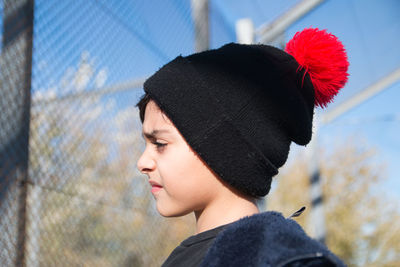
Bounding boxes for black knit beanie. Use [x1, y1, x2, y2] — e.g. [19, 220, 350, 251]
[142, 28, 349, 197]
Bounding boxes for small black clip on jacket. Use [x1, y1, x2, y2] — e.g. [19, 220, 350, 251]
[288, 206, 306, 219]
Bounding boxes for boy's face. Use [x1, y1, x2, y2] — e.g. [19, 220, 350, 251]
[137, 100, 223, 217]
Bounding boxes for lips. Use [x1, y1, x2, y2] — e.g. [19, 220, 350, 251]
[149, 180, 162, 187]
[149, 180, 163, 194]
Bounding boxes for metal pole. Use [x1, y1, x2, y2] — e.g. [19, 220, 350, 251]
[235, 18, 255, 44]
[256, 0, 324, 44]
[1, 0, 34, 266]
[191, 0, 209, 52]
[307, 115, 326, 243]
[32, 77, 147, 107]
[322, 67, 400, 124]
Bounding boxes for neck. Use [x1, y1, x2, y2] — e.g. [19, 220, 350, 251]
[194, 192, 260, 234]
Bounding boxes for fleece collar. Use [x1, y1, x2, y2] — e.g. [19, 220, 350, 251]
[200, 211, 346, 267]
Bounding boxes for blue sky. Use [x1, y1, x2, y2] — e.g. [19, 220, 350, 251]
[4, 0, 397, 198]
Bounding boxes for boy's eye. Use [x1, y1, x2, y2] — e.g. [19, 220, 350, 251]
[152, 141, 167, 150]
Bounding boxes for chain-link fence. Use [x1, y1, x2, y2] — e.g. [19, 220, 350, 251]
[3, 1, 400, 266]
[0, 0, 236, 266]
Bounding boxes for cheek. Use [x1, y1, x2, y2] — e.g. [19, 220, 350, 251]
[159, 147, 218, 198]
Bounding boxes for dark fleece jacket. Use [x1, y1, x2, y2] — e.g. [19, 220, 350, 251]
[200, 211, 346, 267]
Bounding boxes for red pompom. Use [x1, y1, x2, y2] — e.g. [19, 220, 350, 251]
[285, 28, 349, 108]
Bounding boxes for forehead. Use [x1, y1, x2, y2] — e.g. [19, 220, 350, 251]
[142, 100, 174, 132]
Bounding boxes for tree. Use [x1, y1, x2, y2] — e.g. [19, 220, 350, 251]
[267, 137, 400, 267]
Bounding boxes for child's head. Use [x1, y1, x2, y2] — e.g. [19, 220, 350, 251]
[136, 94, 259, 217]
[135, 28, 348, 215]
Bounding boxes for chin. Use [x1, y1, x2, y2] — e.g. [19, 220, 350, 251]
[157, 204, 193, 218]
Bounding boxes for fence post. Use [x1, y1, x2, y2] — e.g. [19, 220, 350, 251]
[0, 0, 34, 266]
[191, 0, 209, 52]
[307, 115, 326, 244]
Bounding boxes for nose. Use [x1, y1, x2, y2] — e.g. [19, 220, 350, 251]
[137, 147, 156, 174]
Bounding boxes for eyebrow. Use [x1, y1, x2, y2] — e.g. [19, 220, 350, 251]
[141, 129, 171, 140]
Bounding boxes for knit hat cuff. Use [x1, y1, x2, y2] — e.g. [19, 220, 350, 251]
[189, 117, 278, 197]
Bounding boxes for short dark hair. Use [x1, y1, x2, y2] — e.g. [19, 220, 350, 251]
[135, 93, 172, 125]
[135, 93, 152, 123]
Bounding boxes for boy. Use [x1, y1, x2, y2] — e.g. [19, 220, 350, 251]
[136, 28, 348, 266]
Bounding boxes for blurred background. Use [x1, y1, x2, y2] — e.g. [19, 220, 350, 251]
[0, 0, 399, 266]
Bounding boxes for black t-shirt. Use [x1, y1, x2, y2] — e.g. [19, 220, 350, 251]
[161, 222, 233, 267]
